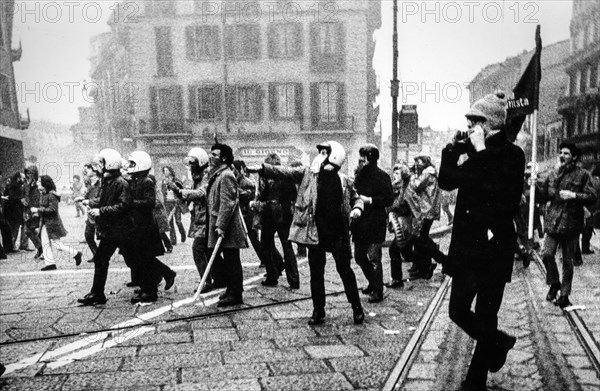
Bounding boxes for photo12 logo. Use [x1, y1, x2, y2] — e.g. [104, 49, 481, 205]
[6, 1, 140, 24]
[401, 1, 539, 24]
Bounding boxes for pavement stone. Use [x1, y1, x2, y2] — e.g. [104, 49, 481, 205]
[304, 344, 364, 359]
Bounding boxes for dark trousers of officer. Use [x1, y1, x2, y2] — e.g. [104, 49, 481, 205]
[91, 239, 130, 295]
[262, 216, 298, 286]
[211, 248, 243, 299]
[84, 222, 98, 259]
[354, 242, 383, 294]
[308, 238, 360, 311]
[449, 274, 506, 385]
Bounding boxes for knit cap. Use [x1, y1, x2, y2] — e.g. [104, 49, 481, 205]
[465, 91, 507, 130]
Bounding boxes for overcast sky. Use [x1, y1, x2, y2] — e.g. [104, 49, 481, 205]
[12, 0, 573, 135]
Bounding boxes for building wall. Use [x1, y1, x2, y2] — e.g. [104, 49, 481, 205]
[93, 0, 380, 176]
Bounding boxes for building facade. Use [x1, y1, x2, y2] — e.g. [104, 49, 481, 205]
[468, 39, 570, 171]
[0, 0, 29, 177]
[557, 0, 600, 168]
[90, 0, 381, 177]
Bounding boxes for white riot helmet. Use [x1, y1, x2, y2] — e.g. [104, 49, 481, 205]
[185, 147, 209, 167]
[317, 140, 346, 168]
[128, 151, 152, 173]
[95, 148, 123, 171]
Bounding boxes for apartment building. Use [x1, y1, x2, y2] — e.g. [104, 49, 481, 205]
[557, 0, 600, 167]
[91, 0, 381, 175]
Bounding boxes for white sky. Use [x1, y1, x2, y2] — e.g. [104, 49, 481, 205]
[12, 0, 573, 135]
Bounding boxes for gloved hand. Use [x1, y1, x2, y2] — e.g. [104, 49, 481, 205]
[350, 208, 362, 220]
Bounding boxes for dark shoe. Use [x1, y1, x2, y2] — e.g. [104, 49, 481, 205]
[522, 253, 531, 268]
[361, 285, 373, 295]
[489, 332, 516, 373]
[217, 294, 243, 307]
[289, 283, 300, 290]
[554, 295, 572, 309]
[74, 251, 82, 266]
[386, 279, 404, 289]
[164, 272, 176, 291]
[77, 293, 107, 306]
[546, 283, 561, 302]
[368, 291, 384, 303]
[86, 258, 95, 263]
[166, 247, 173, 254]
[261, 279, 278, 287]
[181, 236, 186, 243]
[308, 308, 326, 325]
[131, 292, 158, 304]
[0, 363, 5, 376]
[352, 304, 365, 325]
[125, 282, 139, 288]
[41, 265, 57, 271]
[425, 263, 437, 279]
[33, 249, 43, 259]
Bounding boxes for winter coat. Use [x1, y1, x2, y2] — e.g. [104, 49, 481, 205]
[351, 164, 394, 244]
[129, 174, 165, 256]
[257, 171, 297, 227]
[88, 171, 134, 241]
[389, 180, 415, 248]
[23, 179, 41, 230]
[439, 131, 525, 283]
[181, 174, 208, 239]
[410, 166, 441, 220]
[261, 163, 364, 256]
[38, 191, 68, 240]
[3, 180, 24, 228]
[206, 164, 248, 249]
[537, 163, 597, 236]
[84, 179, 101, 226]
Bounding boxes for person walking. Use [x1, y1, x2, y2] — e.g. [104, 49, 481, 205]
[31, 175, 83, 271]
[206, 143, 248, 307]
[256, 153, 299, 290]
[250, 141, 364, 325]
[78, 164, 101, 263]
[351, 144, 393, 303]
[71, 175, 85, 218]
[581, 165, 599, 254]
[21, 166, 43, 257]
[151, 174, 173, 254]
[535, 143, 597, 308]
[161, 166, 187, 245]
[439, 91, 524, 390]
[3, 172, 25, 251]
[78, 148, 134, 306]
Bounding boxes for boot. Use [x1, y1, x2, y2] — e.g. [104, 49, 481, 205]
[546, 283, 561, 302]
[164, 271, 176, 291]
[352, 304, 364, 325]
[489, 331, 516, 373]
[554, 295, 571, 309]
[74, 251, 83, 266]
[368, 291, 384, 303]
[131, 292, 158, 304]
[308, 308, 325, 325]
[77, 292, 107, 306]
[217, 293, 243, 307]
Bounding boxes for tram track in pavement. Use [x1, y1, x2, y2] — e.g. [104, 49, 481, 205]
[382, 228, 600, 391]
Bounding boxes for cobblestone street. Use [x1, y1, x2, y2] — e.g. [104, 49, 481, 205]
[1, 207, 599, 390]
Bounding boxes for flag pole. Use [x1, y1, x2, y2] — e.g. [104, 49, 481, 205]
[528, 109, 538, 240]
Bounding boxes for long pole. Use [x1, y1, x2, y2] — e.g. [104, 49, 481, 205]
[391, 0, 399, 167]
[528, 110, 538, 239]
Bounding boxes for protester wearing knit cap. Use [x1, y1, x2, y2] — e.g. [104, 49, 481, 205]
[439, 90, 525, 389]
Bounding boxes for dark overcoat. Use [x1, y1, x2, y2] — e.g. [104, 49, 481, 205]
[130, 174, 165, 257]
[351, 164, 394, 244]
[439, 131, 525, 283]
[38, 191, 68, 240]
[89, 171, 134, 241]
[206, 165, 248, 249]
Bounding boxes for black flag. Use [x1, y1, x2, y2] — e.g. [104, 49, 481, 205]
[506, 25, 542, 142]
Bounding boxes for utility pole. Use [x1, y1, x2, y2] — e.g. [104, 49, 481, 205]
[391, 0, 399, 167]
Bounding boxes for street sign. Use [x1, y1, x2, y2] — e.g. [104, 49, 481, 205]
[398, 105, 418, 144]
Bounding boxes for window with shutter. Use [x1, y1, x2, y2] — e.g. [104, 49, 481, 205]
[225, 25, 260, 60]
[269, 23, 302, 58]
[311, 82, 345, 130]
[196, 86, 221, 120]
[155, 27, 174, 76]
[310, 22, 345, 73]
[229, 85, 262, 121]
[153, 86, 183, 133]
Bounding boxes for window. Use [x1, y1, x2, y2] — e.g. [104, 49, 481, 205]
[224, 25, 260, 60]
[189, 85, 222, 121]
[149, 86, 184, 133]
[581, 67, 588, 93]
[0, 74, 12, 111]
[186, 25, 220, 61]
[310, 23, 345, 72]
[146, 0, 175, 16]
[269, 83, 302, 119]
[268, 23, 302, 58]
[310, 82, 346, 129]
[155, 27, 174, 76]
[226, 85, 263, 121]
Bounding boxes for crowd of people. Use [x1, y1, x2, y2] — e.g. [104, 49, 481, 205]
[0, 90, 598, 391]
